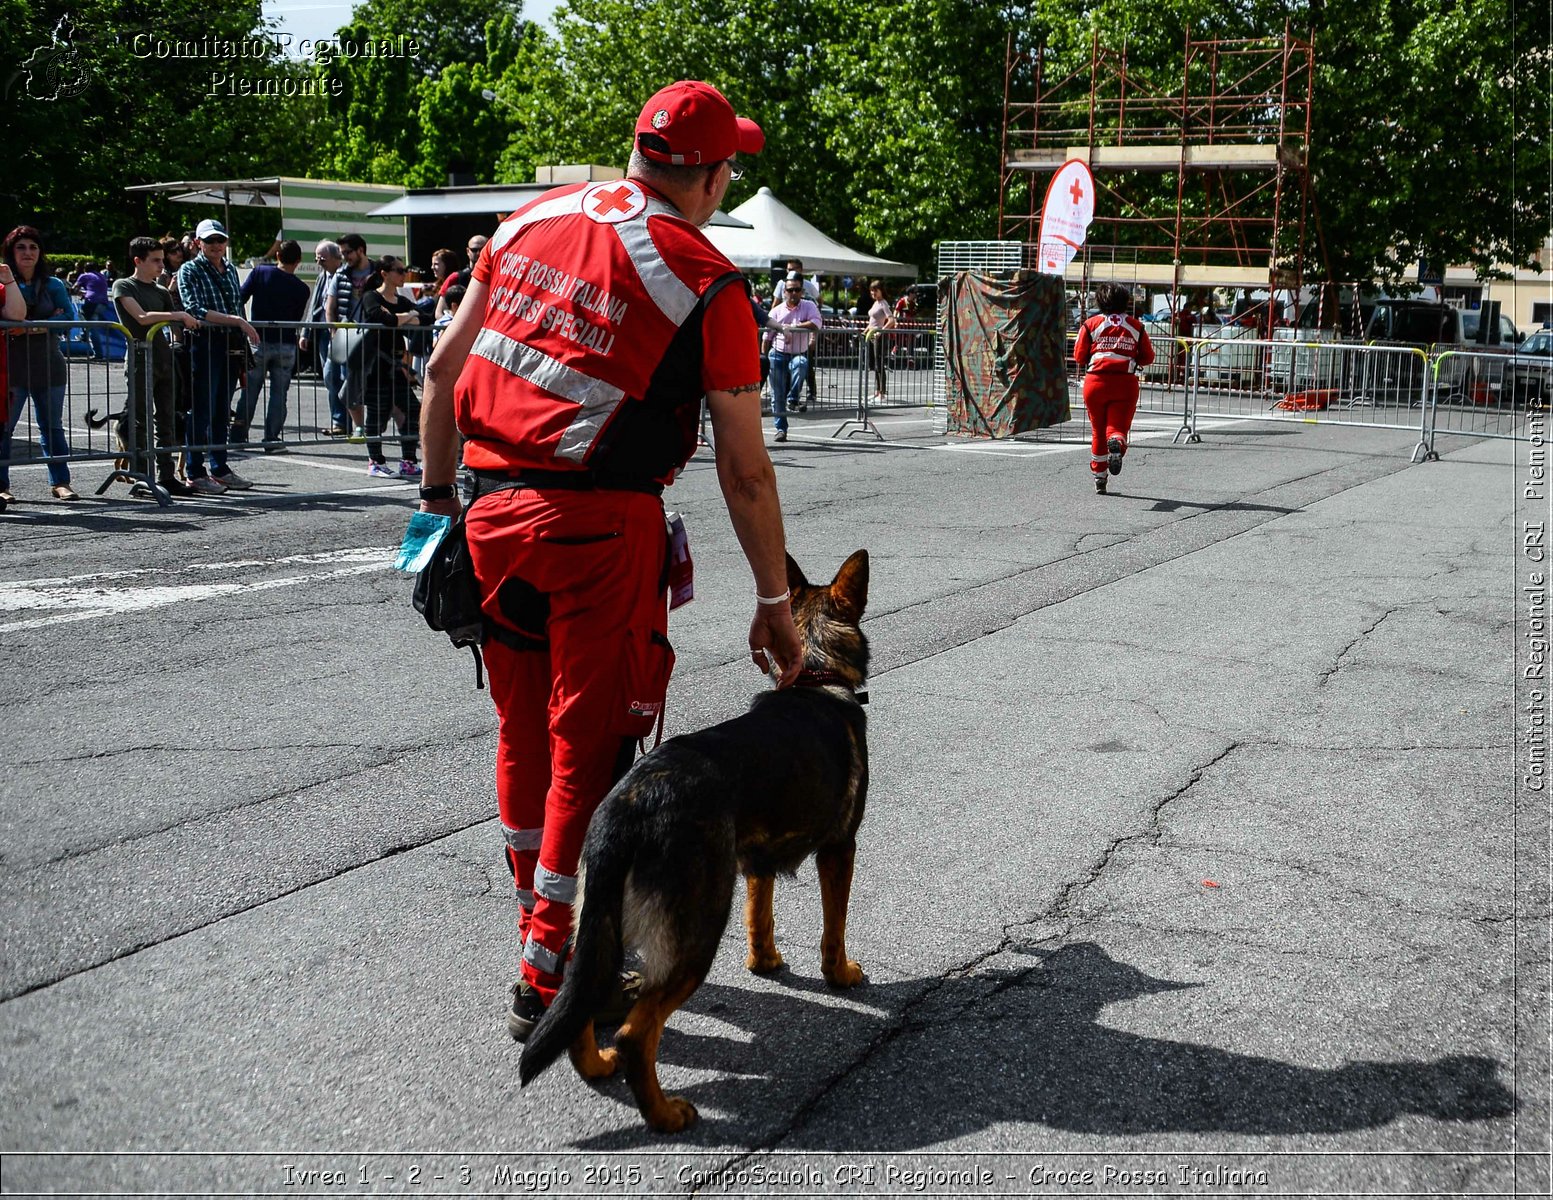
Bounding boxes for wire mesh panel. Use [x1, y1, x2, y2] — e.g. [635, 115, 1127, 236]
[936, 241, 1025, 274]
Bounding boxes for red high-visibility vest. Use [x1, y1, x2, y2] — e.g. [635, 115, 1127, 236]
[1076, 312, 1155, 375]
[455, 179, 743, 482]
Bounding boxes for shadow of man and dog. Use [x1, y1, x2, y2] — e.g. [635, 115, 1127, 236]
[564, 941, 1513, 1149]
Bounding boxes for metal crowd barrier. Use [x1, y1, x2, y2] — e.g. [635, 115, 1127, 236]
[10, 314, 1532, 500]
[0, 316, 430, 503]
[801, 323, 940, 414]
[1, 318, 164, 501]
[1138, 332, 1545, 462]
[1425, 348, 1545, 450]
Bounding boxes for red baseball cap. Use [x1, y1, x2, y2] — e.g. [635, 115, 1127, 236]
[635, 80, 764, 166]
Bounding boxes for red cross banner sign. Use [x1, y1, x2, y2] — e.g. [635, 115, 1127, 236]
[1036, 160, 1096, 276]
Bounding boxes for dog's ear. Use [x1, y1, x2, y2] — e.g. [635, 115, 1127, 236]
[828, 550, 869, 622]
[785, 552, 810, 592]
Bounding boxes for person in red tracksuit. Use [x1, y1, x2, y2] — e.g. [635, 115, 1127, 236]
[1074, 283, 1155, 495]
[415, 81, 804, 1041]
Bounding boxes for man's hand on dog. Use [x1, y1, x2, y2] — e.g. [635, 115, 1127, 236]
[752, 606, 802, 687]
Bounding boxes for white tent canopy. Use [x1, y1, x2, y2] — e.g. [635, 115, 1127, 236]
[703, 187, 915, 279]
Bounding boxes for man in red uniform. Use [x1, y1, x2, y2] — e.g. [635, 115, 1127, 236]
[1074, 282, 1156, 495]
[416, 80, 804, 1039]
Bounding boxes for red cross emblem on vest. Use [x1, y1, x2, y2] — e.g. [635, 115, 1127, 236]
[584, 180, 647, 225]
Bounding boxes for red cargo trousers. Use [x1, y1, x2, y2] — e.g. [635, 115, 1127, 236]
[1083, 374, 1140, 477]
[465, 485, 670, 1003]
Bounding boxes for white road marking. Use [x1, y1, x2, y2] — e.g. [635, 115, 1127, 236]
[6, 546, 395, 589]
[269, 454, 408, 476]
[0, 546, 397, 631]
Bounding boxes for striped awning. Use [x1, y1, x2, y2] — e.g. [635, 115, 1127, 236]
[126, 177, 409, 279]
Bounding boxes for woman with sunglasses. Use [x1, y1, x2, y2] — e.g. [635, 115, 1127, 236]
[358, 257, 426, 478]
[1, 225, 78, 501]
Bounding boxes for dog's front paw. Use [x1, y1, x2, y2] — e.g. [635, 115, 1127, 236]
[746, 947, 785, 974]
[822, 958, 865, 988]
[646, 1094, 699, 1133]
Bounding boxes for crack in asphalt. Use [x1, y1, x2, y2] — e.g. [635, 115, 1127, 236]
[1314, 606, 1402, 688]
[17, 726, 495, 872]
[7, 740, 393, 768]
[698, 741, 1243, 1179]
[692, 451, 1407, 690]
[2, 820, 491, 1004]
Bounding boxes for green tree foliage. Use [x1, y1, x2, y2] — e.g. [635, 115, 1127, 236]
[1, 0, 320, 255]
[809, 0, 1022, 267]
[5, 0, 1543, 285]
[310, 0, 527, 186]
[1303, 0, 1549, 283]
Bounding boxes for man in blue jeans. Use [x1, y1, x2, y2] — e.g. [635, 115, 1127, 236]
[233, 239, 310, 451]
[175, 219, 259, 495]
[762, 277, 822, 442]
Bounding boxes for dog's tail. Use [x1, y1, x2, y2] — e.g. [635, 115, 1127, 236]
[84, 407, 121, 430]
[518, 799, 636, 1087]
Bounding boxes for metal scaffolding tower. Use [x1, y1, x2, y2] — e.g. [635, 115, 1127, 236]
[998, 25, 1316, 314]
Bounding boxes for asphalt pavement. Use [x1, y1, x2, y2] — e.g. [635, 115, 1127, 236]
[0, 403, 1547, 1197]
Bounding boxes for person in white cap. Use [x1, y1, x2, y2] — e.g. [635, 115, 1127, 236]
[174, 218, 259, 493]
[415, 79, 802, 1048]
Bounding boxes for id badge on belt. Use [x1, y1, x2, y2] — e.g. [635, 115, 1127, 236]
[665, 510, 693, 610]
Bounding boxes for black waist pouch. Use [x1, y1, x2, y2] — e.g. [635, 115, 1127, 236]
[413, 511, 490, 686]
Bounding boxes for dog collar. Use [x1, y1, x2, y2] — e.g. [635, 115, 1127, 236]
[793, 668, 868, 704]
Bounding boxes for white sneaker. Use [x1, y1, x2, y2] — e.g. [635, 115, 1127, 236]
[367, 461, 399, 478]
[189, 476, 227, 496]
[214, 470, 253, 491]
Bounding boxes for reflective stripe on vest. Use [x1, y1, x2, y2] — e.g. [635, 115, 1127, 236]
[469, 327, 627, 463]
[491, 190, 698, 328]
[1089, 350, 1138, 373]
[533, 862, 578, 905]
[613, 198, 700, 325]
[490, 189, 591, 248]
[469, 181, 722, 469]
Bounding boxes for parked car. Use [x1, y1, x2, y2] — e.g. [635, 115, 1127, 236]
[1459, 308, 1520, 347]
[1360, 301, 1515, 404]
[1508, 328, 1553, 408]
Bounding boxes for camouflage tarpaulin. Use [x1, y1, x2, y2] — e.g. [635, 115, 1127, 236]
[940, 269, 1070, 437]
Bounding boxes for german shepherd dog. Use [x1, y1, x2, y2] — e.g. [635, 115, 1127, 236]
[518, 549, 871, 1132]
[84, 407, 133, 472]
[84, 405, 189, 474]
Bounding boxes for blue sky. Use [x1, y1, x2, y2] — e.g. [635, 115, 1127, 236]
[261, 0, 562, 50]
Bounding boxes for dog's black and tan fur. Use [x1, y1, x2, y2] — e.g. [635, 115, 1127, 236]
[518, 550, 870, 1132]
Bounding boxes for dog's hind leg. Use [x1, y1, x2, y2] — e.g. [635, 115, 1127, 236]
[567, 1021, 619, 1081]
[614, 974, 703, 1133]
[816, 841, 864, 987]
[743, 875, 784, 974]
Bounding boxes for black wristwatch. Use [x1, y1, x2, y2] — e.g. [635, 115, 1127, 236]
[418, 483, 456, 501]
